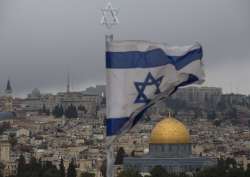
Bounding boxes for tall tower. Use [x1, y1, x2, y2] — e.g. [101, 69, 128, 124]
[66, 72, 70, 93]
[0, 139, 11, 162]
[4, 79, 13, 112]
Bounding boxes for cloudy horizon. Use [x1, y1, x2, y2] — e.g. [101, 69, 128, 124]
[0, 0, 249, 97]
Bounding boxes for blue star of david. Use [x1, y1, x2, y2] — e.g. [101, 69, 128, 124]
[134, 72, 164, 104]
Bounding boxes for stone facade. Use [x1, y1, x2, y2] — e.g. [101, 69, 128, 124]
[124, 143, 216, 173]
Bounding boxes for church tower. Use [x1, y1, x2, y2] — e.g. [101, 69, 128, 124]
[4, 79, 13, 112]
[66, 72, 70, 93]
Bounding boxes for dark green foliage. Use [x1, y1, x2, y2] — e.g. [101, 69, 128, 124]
[80, 172, 95, 177]
[40, 161, 60, 177]
[100, 159, 106, 177]
[213, 119, 222, 126]
[119, 158, 250, 177]
[117, 168, 142, 177]
[131, 150, 135, 157]
[64, 104, 78, 118]
[194, 108, 202, 119]
[207, 110, 216, 120]
[115, 147, 126, 165]
[67, 159, 76, 177]
[0, 162, 4, 177]
[9, 133, 18, 147]
[78, 105, 87, 114]
[227, 167, 245, 177]
[195, 158, 247, 177]
[246, 164, 250, 177]
[52, 104, 64, 118]
[39, 104, 50, 116]
[59, 158, 65, 177]
[17, 154, 26, 177]
[0, 122, 11, 135]
[16, 155, 61, 177]
[227, 107, 238, 119]
[150, 166, 167, 177]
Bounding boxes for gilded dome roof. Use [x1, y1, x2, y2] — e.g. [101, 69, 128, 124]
[150, 117, 190, 144]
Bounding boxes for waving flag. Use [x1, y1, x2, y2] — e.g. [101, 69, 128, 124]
[106, 40, 204, 137]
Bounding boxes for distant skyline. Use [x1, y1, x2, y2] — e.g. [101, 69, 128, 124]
[0, 0, 249, 97]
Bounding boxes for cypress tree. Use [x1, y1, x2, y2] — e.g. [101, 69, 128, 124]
[115, 147, 126, 165]
[53, 105, 59, 118]
[67, 159, 76, 177]
[150, 166, 167, 177]
[59, 105, 64, 117]
[17, 154, 26, 177]
[246, 164, 250, 177]
[73, 105, 78, 118]
[0, 162, 4, 177]
[59, 158, 65, 177]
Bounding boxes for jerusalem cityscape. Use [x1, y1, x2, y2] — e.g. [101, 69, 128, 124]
[0, 1, 249, 177]
[0, 81, 250, 177]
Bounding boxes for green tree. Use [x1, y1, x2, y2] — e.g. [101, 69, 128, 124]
[115, 147, 126, 165]
[52, 105, 59, 117]
[80, 172, 95, 177]
[40, 104, 50, 116]
[0, 162, 4, 177]
[0, 122, 11, 135]
[64, 104, 78, 118]
[227, 167, 245, 177]
[195, 167, 223, 177]
[53, 105, 64, 118]
[245, 164, 250, 177]
[150, 166, 167, 177]
[78, 105, 87, 114]
[9, 134, 17, 147]
[42, 165, 60, 177]
[194, 108, 202, 119]
[17, 154, 26, 177]
[225, 157, 237, 168]
[207, 110, 216, 120]
[67, 159, 76, 177]
[59, 158, 65, 177]
[117, 168, 142, 177]
[100, 160, 106, 177]
[59, 105, 64, 117]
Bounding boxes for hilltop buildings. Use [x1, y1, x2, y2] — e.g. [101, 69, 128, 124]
[23, 85, 105, 117]
[0, 79, 16, 122]
[172, 86, 222, 107]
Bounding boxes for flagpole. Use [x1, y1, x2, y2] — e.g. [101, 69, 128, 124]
[101, 2, 119, 177]
[105, 34, 114, 177]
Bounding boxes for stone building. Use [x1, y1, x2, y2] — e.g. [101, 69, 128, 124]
[172, 86, 222, 107]
[0, 136, 17, 177]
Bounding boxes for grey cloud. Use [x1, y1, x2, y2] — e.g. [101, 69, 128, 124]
[0, 0, 249, 96]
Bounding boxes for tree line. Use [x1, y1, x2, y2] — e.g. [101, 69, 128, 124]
[52, 104, 87, 118]
[38, 103, 88, 118]
[12, 155, 94, 177]
[116, 157, 250, 177]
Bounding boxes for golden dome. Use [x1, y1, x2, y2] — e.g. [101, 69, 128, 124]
[149, 117, 190, 144]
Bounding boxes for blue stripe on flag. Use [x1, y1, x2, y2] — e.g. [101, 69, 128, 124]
[106, 48, 202, 69]
[170, 74, 199, 95]
[106, 117, 129, 136]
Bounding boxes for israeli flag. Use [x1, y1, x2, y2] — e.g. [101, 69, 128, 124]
[106, 40, 204, 137]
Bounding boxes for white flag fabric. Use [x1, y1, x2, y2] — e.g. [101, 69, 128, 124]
[106, 40, 204, 137]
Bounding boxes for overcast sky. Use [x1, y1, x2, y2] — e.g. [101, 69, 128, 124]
[0, 0, 249, 97]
